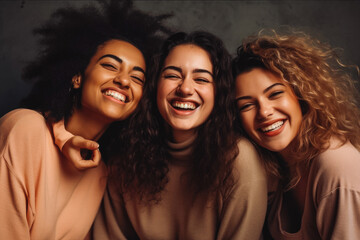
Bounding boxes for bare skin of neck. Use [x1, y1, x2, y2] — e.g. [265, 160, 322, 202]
[169, 127, 197, 143]
[65, 108, 110, 141]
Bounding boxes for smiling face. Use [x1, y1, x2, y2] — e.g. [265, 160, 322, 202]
[156, 44, 215, 141]
[74, 39, 146, 124]
[235, 68, 302, 156]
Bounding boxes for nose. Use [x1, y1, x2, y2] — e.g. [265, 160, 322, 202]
[256, 99, 273, 120]
[114, 73, 130, 88]
[176, 76, 194, 96]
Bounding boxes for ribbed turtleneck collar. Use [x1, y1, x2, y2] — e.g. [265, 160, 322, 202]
[167, 133, 197, 166]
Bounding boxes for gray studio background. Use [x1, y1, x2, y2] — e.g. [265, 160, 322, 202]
[0, 0, 359, 117]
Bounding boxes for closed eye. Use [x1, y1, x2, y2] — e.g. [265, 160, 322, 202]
[164, 74, 181, 79]
[269, 91, 284, 99]
[131, 76, 145, 85]
[238, 102, 255, 112]
[101, 63, 117, 71]
[195, 78, 211, 83]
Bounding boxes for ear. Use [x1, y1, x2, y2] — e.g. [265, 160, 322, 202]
[72, 74, 82, 89]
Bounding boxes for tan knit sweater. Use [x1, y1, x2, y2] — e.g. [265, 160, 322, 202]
[92, 136, 268, 240]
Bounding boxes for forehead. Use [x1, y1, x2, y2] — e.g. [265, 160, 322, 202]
[164, 44, 212, 70]
[93, 39, 146, 69]
[236, 68, 285, 94]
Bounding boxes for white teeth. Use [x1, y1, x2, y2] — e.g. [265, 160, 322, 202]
[261, 120, 284, 132]
[172, 102, 196, 110]
[104, 90, 126, 102]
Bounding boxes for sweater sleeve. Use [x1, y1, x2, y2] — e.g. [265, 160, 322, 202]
[217, 138, 268, 240]
[316, 188, 360, 239]
[313, 142, 360, 240]
[0, 156, 31, 239]
[0, 109, 47, 239]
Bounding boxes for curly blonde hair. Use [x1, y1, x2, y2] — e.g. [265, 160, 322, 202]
[232, 30, 360, 189]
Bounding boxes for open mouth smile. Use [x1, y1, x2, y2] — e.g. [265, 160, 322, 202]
[103, 90, 127, 103]
[171, 100, 198, 110]
[259, 120, 286, 137]
[261, 120, 284, 132]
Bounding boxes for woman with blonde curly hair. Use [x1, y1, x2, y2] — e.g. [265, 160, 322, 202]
[232, 31, 360, 239]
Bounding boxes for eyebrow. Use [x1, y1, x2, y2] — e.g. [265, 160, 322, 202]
[98, 54, 122, 63]
[162, 66, 182, 73]
[98, 54, 145, 74]
[193, 68, 213, 77]
[162, 66, 213, 77]
[235, 82, 285, 102]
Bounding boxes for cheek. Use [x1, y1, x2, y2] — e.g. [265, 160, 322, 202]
[200, 86, 215, 105]
[156, 82, 169, 115]
[283, 97, 303, 120]
[80, 80, 97, 104]
[133, 86, 143, 102]
[157, 80, 170, 99]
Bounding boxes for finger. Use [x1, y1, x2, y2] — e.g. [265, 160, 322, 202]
[91, 149, 101, 165]
[77, 159, 99, 170]
[72, 136, 99, 150]
[67, 150, 89, 170]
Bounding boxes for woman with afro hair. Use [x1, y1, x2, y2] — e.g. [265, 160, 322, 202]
[0, 0, 171, 239]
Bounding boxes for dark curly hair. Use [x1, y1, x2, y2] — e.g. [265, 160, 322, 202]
[20, 0, 172, 122]
[232, 29, 360, 189]
[108, 31, 239, 203]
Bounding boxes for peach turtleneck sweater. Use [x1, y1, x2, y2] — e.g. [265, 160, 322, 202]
[0, 109, 107, 240]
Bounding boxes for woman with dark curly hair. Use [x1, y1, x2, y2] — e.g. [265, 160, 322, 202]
[232, 30, 360, 239]
[84, 31, 267, 239]
[0, 0, 170, 239]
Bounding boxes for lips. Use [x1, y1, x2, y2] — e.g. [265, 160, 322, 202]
[103, 89, 127, 103]
[258, 119, 286, 137]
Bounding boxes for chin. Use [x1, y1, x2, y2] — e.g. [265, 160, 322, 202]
[261, 142, 290, 153]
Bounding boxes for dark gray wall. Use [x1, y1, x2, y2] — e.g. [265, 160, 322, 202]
[1, 0, 359, 117]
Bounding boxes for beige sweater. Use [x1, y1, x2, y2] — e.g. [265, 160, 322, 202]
[267, 140, 360, 239]
[0, 109, 107, 240]
[92, 136, 268, 240]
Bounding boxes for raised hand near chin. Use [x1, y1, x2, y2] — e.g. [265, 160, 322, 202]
[62, 136, 101, 170]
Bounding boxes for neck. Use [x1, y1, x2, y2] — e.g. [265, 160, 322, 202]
[170, 128, 197, 143]
[278, 140, 298, 165]
[66, 108, 110, 141]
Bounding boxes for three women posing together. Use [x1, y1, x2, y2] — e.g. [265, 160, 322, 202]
[1, 0, 360, 239]
[60, 30, 360, 239]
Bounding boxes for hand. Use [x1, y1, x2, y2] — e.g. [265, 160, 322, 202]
[62, 136, 101, 170]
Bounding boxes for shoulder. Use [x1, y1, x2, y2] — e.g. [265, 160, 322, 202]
[0, 109, 49, 153]
[233, 137, 267, 184]
[310, 138, 360, 198]
[0, 109, 46, 134]
[0, 109, 52, 178]
[234, 137, 263, 170]
[313, 139, 360, 176]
